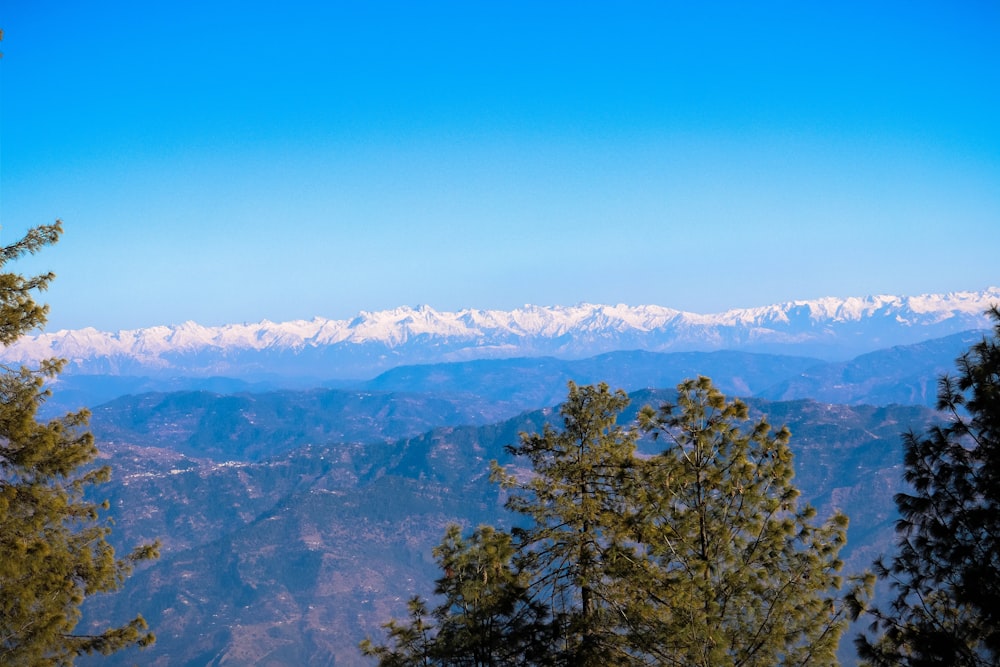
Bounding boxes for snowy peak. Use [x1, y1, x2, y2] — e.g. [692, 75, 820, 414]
[2, 289, 997, 379]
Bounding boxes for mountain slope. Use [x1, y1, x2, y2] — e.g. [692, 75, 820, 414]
[361, 349, 824, 410]
[88, 388, 516, 462]
[757, 330, 987, 406]
[78, 393, 937, 667]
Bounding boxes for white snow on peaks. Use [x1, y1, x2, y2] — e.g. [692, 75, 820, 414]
[0, 289, 997, 374]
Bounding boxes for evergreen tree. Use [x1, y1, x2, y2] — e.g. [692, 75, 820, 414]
[0, 222, 158, 666]
[853, 307, 1000, 667]
[631, 376, 853, 666]
[491, 382, 640, 666]
[363, 379, 854, 666]
[360, 596, 436, 667]
[361, 524, 549, 667]
[428, 524, 552, 666]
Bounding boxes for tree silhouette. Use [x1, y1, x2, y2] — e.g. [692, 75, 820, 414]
[854, 306, 1000, 667]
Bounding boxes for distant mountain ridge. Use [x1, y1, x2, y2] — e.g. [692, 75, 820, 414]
[4, 288, 998, 378]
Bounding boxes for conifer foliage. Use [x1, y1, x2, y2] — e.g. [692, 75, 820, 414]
[363, 379, 853, 666]
[360, 524, 551, 666]
[853, 307, 1000, 667]
[0, 222, 158, 666]
[495, 382, 639, 666]
[631, 377, 851, 666]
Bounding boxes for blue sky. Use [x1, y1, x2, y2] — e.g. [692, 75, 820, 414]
[1, 1, 998, 331]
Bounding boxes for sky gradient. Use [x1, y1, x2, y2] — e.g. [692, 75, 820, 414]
[1, 1, 998, 331]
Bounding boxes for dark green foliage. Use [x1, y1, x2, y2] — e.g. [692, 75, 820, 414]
[360, 597, 436, 667]
[853, 307, 1000, 667]
[0, 223, 60, 346]
[360, 525, 550, 666]
[364, 379, 853, 666]
[0, 222, 158, 666]
[427, 525, 552, 666]
[497, 382, 638, 666]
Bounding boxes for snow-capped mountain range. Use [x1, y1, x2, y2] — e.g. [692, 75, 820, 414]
[3, 289, 998, 379]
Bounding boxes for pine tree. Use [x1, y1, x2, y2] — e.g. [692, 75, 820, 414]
[363, 379, 854, 666]
[428, 524, 552, 666]
[491, 381, 640, 666]
[360, 596, 436, 667]
[630, 376, 853, 666]
[360, 524, 549, 667]
[853, 307, 1000, 667]
[0, 222, 159, 666]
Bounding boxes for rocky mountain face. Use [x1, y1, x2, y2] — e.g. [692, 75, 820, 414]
[5, 288, 998, 379]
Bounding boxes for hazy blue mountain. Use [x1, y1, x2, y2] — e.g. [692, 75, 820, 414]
[44, 349, 823, 426]
[80, 349, 835, 464]
[55, 329, 986, 428]
[361, 349, 824, 410]
[78, 391, 937, 667]
[88, 388, 519, 462]
[756, 329, 987, 406]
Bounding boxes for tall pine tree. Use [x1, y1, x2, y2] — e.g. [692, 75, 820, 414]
[363, 379, 855, 666]
[492, 381, 640, 666]
[631, 376, 853, 666]
[853, 307, 1000, 667]
[363, 382, 639, 667]
[0, 222, 158, 666]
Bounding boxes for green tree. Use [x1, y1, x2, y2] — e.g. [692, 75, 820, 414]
[853, 307, 1000, 667]
[361, 596, 436, 667]
[428, 524, 552, 666]
[0, 222, 158, 666]
[361, 524, 550, 666]
[364, 382, 638, 667]
[364, 379, 854, 666]
[493, 381, 640, 666]
[631, 376, 854, 666]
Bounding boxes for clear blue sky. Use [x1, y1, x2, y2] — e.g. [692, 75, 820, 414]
[1, 1, 998, 331]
